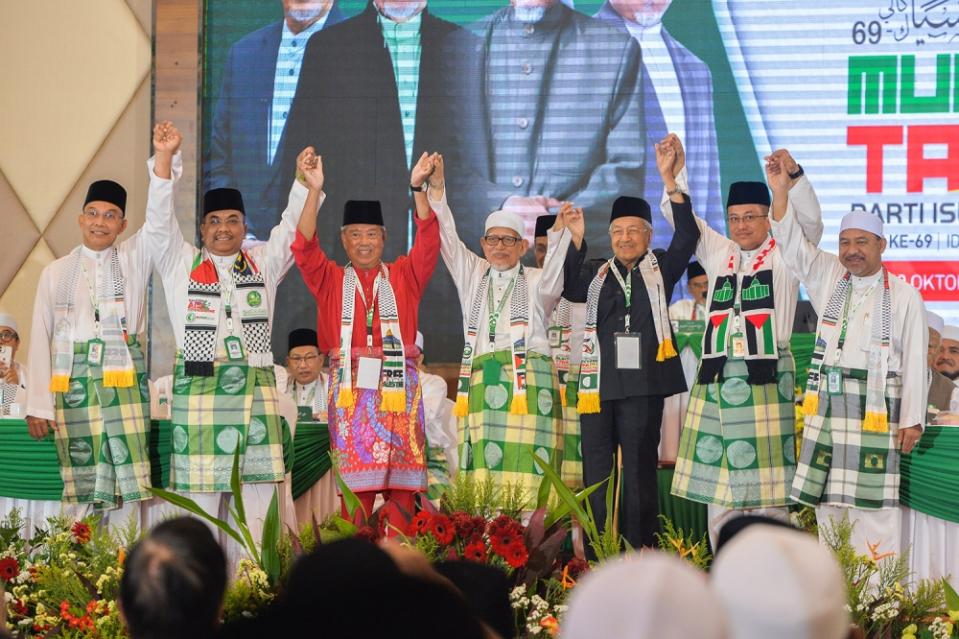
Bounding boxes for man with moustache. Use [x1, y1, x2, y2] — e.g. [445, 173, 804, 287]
[924, 312, 956, 420]
[665, 134, 824, 546]
[771, 164, 926, 557]
[145, 121, 321, 551]
[429, 156, 568, 497]
[207, 0, 345, 240]
[26, 176, 152, 526]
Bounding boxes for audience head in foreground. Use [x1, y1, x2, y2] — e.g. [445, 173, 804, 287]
[711, 523, 851, 639]
[119, 517, 227, 639]
[562, 551, 729, 639]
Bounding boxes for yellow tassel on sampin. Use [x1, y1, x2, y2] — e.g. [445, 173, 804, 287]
[862, 411, 889, 433]
[559, 385, 567, 408]
[49, 375, 70, 393]
[336, 387, 355, 409]
[103, 369, 136, 388]
[509, 392, 528, 416]
[453, 394, 469, 417]
[656, 338, 678, 362]
[802, 392, 819, 417]
[379, 390, 406, 414]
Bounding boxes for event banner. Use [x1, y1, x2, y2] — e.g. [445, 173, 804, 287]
[201, 0, 958, 361]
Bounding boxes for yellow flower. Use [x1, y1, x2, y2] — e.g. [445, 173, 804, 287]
[900, 623, 917, 639]
[948, 610, 959, 623]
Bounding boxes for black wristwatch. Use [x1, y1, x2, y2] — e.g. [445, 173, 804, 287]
[788, 164, 804, 180]
[410, 183, 425, 192]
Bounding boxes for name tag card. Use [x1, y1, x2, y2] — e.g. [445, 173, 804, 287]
[87, 339, 105, 366]
[614, 332, 642, 370]
[356, 357, 382, 390]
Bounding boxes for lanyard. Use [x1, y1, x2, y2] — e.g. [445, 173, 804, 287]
[487, 269, 518, 344]
[608, 260, 634, 333]
[835, 279, 879, 358]
[354, 268, 381, 350]
[78, 258, 101, 335]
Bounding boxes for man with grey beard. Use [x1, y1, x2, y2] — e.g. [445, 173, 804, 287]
[207, 0, 345, 240]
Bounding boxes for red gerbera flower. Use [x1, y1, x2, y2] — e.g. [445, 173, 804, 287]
[490, 528, 522, 557]
[451, 511, 475, 539]
[487, 514, 516, 537]
[0, 556, 20, 581]
[463, 540, 488, 563]
[504, 540, 528, 569]
[429, 514, 455, 545]
[71, 521, 92, 545]
[411, 511, 432, 536]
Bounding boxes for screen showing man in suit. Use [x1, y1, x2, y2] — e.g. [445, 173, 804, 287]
[202, 0, 959, 362]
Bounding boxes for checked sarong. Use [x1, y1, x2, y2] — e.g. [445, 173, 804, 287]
[170, 355, 286, 492]
[560, 365, 583, 489]
[672, 349, 797, 509]
[54, 337, 151, 505]
[458, 350, 563, 497]
[791, 368, 902, 509]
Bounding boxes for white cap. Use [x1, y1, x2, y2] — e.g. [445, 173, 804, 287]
[928, 311, 944, 334]
[415, 331, 424, 351]
[839, 211, 883, 237]
[942, 325, 959, 343]
[0, 312, 18, 334]
[711, 525, 849, 639]
[484, 210, 524, 238]
[563, 552, 728, 639]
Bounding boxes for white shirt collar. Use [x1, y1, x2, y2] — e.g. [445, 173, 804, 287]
[80, 245, 111, 261]
[622, 19, 663, 43]
[492, 262, 521, 278]
[281, 14, 327, 45]
[852, 270, 883, 288]
[212, 252, 239, 268]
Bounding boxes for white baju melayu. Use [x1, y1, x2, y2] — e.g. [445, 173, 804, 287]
[27, 225, 154, 529]
[283, 370, 339, 527]
[661, 167, 824, 545]
[142, 152, 309, 561]
[771, 200, 927, 559]
[420, 370, 457, 499]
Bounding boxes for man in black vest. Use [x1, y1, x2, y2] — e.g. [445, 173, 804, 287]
[558, 144, 698, 549]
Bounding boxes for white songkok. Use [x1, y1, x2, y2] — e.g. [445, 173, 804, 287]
[839, 211, 883, 237]
[0, 312, 18, 334]
[928, 311, 944, 334]
[942, 325, 959, 343]
[711, 525, 850, 639]
[563, 552, 728, 639]
[484, 210, 524, 238]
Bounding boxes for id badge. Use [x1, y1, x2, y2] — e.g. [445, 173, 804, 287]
[224, 336, 245, 361]
[548, 327, 562, 348]
[86, 338, 105, 366]
[614, 332, 642, 370]
[356, 357, 382, 390]
[730, 332, 746, 359]
[482, 358, 502, 385]
[827, 369, 842, 395]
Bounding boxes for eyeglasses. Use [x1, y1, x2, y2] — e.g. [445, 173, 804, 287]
[83, 208, 122, 223]
[345, 229, 384, 241]
[289, 354, 319, 365]
[727, 214, 768, 225]
[0, 331, 18, 342]
[483, 234, 521, 247]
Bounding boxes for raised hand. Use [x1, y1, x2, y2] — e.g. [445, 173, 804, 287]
[766, 148, 800, 179]
[297, 147, 324, 192]
[563, 202, 585, 248]
[428, 153, 445, 188]
[153, 121, 182, 155]
[764, 153, 792, 194]
[655, 141, 676, 182]
[411, 152, 433, 188]
[665, 133, 686, 177]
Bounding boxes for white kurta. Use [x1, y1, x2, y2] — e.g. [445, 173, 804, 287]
[772, 194, 928, 558]
[662, 299, 703, 463]
[429, 189, 566, 356]
[668, 299, 706, 324]
[1, 361, 27, 418]
[143, 152, 309, 355]
[660, 166, 824, 345]
[27, 237, 152, 422]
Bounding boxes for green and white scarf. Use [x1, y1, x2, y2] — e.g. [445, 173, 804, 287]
[550, 298, 574, 407]
[50, 247, 134, 391]
[454, 266, 529, 417]
[699, 237, 778, 385]
[183, 251, 272, 377]
[802, 268, 892, 432]
[577, 252, 674, 414]
[335, 263, 406, 413]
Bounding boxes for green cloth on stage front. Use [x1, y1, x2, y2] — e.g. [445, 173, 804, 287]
[1, 419, 331, 502]
[290, 422, 331, 501]
[657, 466, 708, 545]
[0, 420, 64, 500]
[900, 426, 959, 524]
[673, 332, 815, 386]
